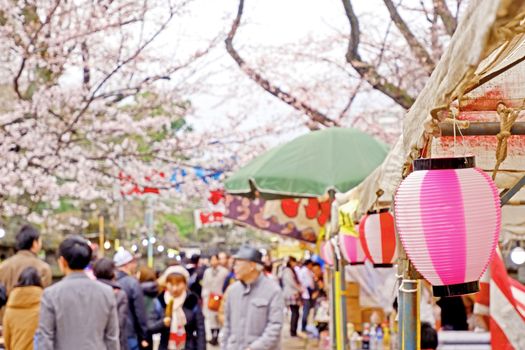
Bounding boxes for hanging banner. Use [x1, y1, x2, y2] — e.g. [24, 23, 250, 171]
[224, 195, 330, 243]
[194, 210, 225, 229]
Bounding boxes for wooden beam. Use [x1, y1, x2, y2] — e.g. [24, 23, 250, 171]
[440, 121, 525, 136]
[501, 175, 525, 207]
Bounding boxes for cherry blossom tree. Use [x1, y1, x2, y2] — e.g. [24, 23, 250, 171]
[225, 0, 466, 137]
[0, 0, 239, 226]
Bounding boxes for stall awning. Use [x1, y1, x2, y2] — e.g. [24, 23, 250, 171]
[337, 0, 525, 241]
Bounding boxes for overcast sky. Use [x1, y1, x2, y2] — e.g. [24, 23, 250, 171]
[157, 0, 404, 146]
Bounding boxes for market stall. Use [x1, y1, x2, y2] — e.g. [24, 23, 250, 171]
[336, 0, 525, 349]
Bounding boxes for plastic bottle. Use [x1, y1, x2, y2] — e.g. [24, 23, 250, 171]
[350, 330, 361, 350]
[347, 323, 355, 345]
[382, 324, 391, 350]
[362, 323, 371, 350]
[376, 326, 384, 350]
[369, 324, 377, 350]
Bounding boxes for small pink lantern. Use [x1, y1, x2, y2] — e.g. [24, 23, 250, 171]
[320, 241, 334, 266]
[339, 230, 366, 265]
[394, 156, 501, 297]
[359, 210, 397, 267]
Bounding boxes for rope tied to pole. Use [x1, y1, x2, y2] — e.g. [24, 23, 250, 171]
[492, 101, 523, 180]
[398, 279, 418, 293]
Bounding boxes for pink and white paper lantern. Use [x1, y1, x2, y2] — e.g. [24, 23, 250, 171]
[394, 156, 501, 297]
[359, 210, 398, 267]
[339, 229, 366, 265]
[321, 241, 334, 266]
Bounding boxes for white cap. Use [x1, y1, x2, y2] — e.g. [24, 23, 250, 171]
[113, 249, 134, 267]
[158, 265, 190, 287]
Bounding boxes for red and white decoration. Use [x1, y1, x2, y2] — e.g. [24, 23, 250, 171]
[474, 250, 525, 349]
[339, 228, 366, 265]
[194, 189, 227, 229]
[394, 156, 501, 296]
[194, 210, 224, 229]
[119, 170, 166, 196]
[359, 210, 397, 267]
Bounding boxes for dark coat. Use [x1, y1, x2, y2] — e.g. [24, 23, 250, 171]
[116, 270, 149, 342]
[150, 291, 206, 350]
[99, 278, 130, 350]
[141, 281, 160, 350]
[187, 266, 206, 299]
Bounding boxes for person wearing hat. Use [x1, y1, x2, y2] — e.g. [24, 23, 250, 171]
[149, 265, 206, 350]
[221, 246, 284, 350]
[114, 249, 149, 350]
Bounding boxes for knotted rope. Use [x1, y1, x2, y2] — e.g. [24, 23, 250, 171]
[492, 101, 523, 180]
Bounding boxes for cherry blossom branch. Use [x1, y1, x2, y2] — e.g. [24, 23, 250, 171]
[56, 9, 178, 150]
[13, 0, 62, 99]
[226, 0, 339, 129]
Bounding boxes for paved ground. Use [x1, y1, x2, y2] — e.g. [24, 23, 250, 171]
[209, 323, 322, 350]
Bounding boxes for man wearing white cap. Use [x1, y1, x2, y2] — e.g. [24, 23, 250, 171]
[114, 249, 149, 350]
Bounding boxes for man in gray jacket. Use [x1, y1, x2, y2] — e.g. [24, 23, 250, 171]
[221, 246, 284, 350]
[36, 235, 119, 350]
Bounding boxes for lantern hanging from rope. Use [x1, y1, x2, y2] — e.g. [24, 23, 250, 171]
[320, 241, 334, 266]
[359, 210, 397, 267]
[339, 227, 366, 265]
[394, 156, 501, 297]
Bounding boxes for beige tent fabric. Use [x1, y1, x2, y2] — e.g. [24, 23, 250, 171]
[337, 0, 525, 221]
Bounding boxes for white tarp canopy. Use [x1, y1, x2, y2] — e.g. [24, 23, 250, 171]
[337, 0, 525, 240]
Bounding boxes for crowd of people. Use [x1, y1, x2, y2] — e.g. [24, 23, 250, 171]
[0, 225, 329, 350]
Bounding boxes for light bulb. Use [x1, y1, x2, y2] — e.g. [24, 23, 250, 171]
[157, 245, 164, 252]
[131, 244, 138, 252]
[142, 239, 148, 247]
[511, 246, 525, 265]
[149, 237, 157, 244]
[0, 228, 5, 238]
[104, 241, 111, 250]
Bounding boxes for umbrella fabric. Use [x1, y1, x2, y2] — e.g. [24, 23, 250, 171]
[225, 128, 388, 198]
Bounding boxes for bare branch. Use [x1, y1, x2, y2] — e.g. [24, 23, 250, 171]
[13, 57, 27, 100]
[81, 42, 90, 88]
[418, 0, 434, 23]
[341, 0, 415, 109]
[337, 79, 363, 122]
[433, 0, 457, 36]
[225, 0, 339, 128]
[383, 0, 435, 73]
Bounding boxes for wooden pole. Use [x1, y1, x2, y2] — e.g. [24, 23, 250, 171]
[439, 121, 525, 136]
[98, 214, 105, 258]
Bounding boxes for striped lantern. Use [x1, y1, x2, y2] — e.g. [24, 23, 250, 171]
[394, 156, 501, 297]
[339, 229, 366, 265]
[320, 241, 334, 266]
[359, 210, 397, 267]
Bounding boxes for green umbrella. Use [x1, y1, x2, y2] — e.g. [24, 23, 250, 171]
[225, 128, 388, 198]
